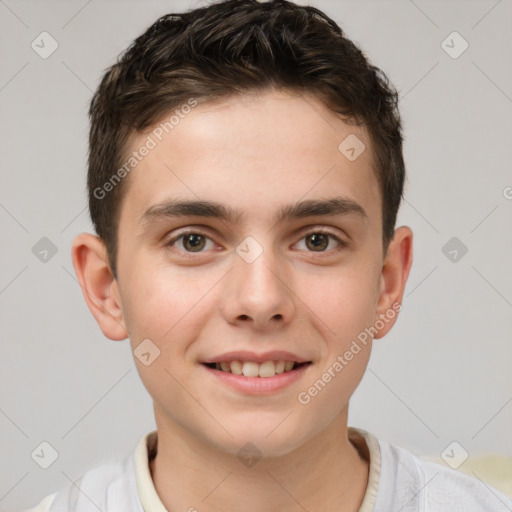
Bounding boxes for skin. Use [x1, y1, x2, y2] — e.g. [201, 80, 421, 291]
[72, 88, 413, 512]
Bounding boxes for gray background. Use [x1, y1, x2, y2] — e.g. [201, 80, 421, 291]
[1, 0, 511, 510]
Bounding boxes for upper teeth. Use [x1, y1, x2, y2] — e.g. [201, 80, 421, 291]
[215, 360, 296, 377]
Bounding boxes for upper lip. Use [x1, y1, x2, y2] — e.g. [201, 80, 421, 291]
[202, 351, 311, 364]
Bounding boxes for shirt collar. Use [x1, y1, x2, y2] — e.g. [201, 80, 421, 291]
[134, 426, 381, 512]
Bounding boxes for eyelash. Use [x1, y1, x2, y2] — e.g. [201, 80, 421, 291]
[165, 228, 348, 257]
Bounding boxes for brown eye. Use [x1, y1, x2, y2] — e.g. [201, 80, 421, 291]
[305, 233, 330, 251]
[182, 233, 206, 252]
[167, 231, 214, 253]
[297, 231, 345, 253]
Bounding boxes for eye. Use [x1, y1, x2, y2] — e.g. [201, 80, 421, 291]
[295, 230, 347, 254]
[165, 228, 348, 256]
[166, 231, 215, 253]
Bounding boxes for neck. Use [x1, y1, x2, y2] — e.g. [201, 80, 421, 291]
[149, 407, 369, 512]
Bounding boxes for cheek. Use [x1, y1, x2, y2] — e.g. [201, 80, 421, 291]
[298, 348, 371, 432]
[121, 263, 216, 348]
[299, 266, 380, 342]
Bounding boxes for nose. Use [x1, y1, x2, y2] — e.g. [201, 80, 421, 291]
[220, 244, 295, 331]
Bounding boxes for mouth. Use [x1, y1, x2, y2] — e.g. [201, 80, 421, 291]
[202, 360, 312, 378]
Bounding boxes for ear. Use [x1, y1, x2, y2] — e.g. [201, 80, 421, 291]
[71, 233, 128, 341]
[373, 226, 413, 339]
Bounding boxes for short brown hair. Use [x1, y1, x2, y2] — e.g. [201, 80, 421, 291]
[88, 0, 405, 278]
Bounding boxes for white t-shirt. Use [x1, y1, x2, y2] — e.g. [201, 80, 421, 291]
[25, 427, 512, 512]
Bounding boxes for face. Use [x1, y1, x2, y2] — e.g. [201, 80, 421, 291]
[111, 89, 392, 456]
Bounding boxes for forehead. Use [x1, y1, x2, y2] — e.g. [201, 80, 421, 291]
[118, 89, 381, 231]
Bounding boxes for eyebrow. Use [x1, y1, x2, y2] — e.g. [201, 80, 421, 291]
[140, 196, 368, 227]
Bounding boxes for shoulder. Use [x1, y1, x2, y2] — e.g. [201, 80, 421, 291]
[24, 452, 142, 512]
[24, 492, 58, 512]
[375, 435, 512, 512]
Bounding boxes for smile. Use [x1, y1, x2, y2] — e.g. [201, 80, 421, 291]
[204, 360, 309, 378]
[202, 359, 312, 395]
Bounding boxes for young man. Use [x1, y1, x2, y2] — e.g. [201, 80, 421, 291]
[27, 0, 511, 511]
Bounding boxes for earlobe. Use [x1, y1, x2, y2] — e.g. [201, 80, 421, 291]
[373, 226, 413, 339]
[71, 233, 128, 341]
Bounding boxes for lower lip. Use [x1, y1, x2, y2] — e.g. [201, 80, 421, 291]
[202, 363, 311, 395]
